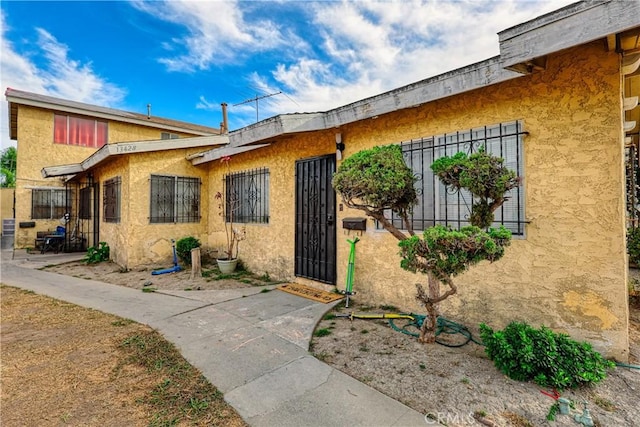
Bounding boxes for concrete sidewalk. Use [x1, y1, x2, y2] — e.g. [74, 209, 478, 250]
[1, 249, 427, 427]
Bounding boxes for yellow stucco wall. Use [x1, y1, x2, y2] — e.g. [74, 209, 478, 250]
[206, 135, 336, 278]
[108, 122, 196, 143]
[13, 106, 99, 247]
[13, 105, 206, 248]
[1, 188, 14, 225]
[91, 147, 212, 268]
[205, 41, 629, 359]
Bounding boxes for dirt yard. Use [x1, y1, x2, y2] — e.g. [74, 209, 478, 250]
[0, 285, 246, 427]
[31, 260, 640, 426]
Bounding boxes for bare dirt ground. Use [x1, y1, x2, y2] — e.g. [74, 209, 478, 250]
[35, 260, 640, 426]
[42, 259, 273, 292]
[0, 285, 246, 427]
[311, 298, 640, 427]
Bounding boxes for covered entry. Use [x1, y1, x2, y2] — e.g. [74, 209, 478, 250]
[294, 155, 337, 284]
[61, 178, 99, 252]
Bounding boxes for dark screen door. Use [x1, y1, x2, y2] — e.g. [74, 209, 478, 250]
[295, 155, 337, 284]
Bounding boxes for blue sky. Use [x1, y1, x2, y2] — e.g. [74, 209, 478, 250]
[1, 0, 575, 150]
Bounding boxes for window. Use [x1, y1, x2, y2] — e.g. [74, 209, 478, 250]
[103, 177, 121, 223]
[161, 132, 180, 140]
[150, 175, 200, 223]
[31, 188, 71, 219]
[54, 114, 107, 148]
[225, 168, 270, 223]
[79, 187, 92, 219]
[385, 120, 525, 235]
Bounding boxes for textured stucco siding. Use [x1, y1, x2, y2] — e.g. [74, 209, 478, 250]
[205, 41, 628, 359]
[117, 148, 210, 268]
[14, 106, 98, 247]
[91, 156, 130, 267]
[206, 136, 337, 278]
[107, 122, 196, 143]
[13, 105, 206, 248]
[1, 188, 14, 224]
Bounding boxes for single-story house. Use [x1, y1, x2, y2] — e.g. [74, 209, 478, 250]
[28, 1, 640, 359]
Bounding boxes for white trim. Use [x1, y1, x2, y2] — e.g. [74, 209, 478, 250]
[191, 144, 270, 166]
[42, 135, 228, 178]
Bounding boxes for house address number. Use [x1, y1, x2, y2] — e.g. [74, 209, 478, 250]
[116, 144, 137, 153]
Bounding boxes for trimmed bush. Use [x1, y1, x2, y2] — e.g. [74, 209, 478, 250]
[175, 237, 201, 265]
[479, 321, 614, 390]
[627, 227, 640, 266]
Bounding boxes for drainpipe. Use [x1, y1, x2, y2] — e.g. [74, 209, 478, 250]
[220, 103, 228, 134]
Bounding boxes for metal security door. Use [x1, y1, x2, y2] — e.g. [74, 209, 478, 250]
[295, 155, 337, 284]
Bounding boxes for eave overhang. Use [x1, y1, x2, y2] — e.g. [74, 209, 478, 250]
[6, 88, 220, 140]
[499, 0, 640, 73]
[218, 57, 520, 150]
[191, 144, 271, 166]
[42, 135, 228, 178]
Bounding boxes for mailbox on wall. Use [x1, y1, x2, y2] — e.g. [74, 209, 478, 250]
[342, 217, 367, 231]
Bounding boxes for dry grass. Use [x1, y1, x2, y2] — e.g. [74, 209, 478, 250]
[0, 285, 247, 427]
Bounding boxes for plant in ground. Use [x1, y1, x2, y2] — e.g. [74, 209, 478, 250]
[479, 321, 615, 390]
[175, 236, 201, 265]
[83, 242, 110, 264]
[332, 145, 519, 343]
[214, 156, 246, 261]
[627, 226, 640, 266]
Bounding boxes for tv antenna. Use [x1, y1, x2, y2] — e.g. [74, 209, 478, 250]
[233, 91, 282, 122]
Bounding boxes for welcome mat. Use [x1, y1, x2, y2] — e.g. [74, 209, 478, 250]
[276, 283, 343, 304]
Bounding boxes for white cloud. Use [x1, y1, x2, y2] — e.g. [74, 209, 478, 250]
[196, 95, 217, 111]
[131, 0, 301, 72]
[0, 13, 126, 149]
[247, 0, 576, 118]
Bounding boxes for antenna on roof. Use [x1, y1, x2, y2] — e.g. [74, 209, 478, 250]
[233, 91, 282, 122]
[147, 104, 151, 119]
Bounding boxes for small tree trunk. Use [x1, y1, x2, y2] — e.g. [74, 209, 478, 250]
[416, 272, 440, 343]
[190, 248, 202, 280]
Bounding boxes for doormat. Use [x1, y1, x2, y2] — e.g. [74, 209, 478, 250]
[277, 283, 343, 304]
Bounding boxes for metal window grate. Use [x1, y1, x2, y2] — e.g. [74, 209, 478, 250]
[384, 120, 526, 235]
[225, 168, 270, 224]
[103, 177, 121, 223]
[150, 175, 200, 223]
[31, 188, 72, 220]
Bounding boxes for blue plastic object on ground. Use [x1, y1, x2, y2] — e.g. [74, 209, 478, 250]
[152, 240, 182, 275]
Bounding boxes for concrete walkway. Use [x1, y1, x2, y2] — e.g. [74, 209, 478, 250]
[1, 249, 427, 427]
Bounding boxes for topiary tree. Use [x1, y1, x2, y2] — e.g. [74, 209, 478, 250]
[332, 145, 520, 343]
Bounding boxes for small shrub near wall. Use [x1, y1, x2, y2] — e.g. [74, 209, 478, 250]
[627, 227, 640, 266]
[175, 237, 201, 265]
[480, 322, 615, 390]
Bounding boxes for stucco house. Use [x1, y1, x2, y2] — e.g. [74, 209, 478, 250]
[6, 88, 222, 255]
[25, 0, 640, 359]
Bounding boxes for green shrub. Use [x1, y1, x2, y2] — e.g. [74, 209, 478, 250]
[83, 242, 110, 264]
[627, 227, 640, 266]
[176, 237, 201, 265]
[479, 322, 614, 390]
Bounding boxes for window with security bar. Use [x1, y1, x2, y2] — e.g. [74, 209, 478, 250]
[384, 120, 526, 235]
[103, 177, 121, 223]
[31, 188, 71, 219]
[225, 168, 270, 224]
[150, 175, 201, 223]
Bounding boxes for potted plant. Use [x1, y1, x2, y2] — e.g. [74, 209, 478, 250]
[215, 156, 246, 273]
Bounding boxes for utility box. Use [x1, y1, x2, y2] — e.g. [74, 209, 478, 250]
[342, 217, 367, 231]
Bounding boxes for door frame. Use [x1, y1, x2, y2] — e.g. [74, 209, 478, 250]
[294, 154, 337, 285]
